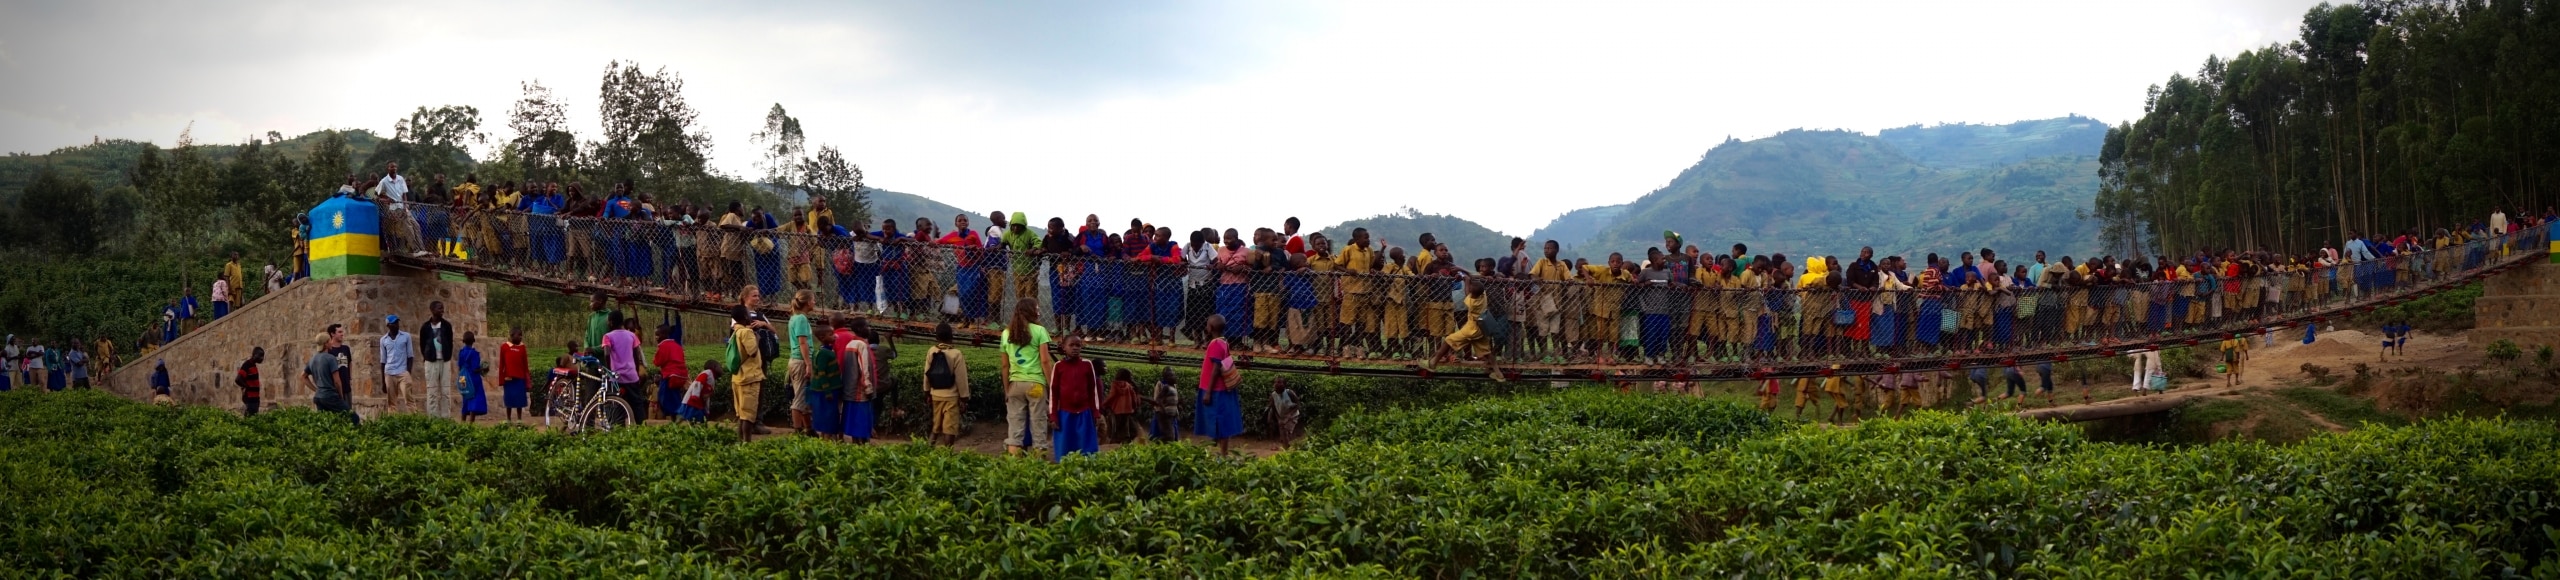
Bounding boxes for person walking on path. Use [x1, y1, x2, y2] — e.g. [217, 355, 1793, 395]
[725, 304, 769, 440]
[999, 298, 1055, 457]
[379, 315, 416, 414]
[500, 327, 531, 424]
[306, 325, 356, 424]
[234, 347, 263, 416]
[1197, 314, 1246, 454]
[457, 332, 490, 423]
[419, 302, 456, 419]
[923, 323, 970, 447]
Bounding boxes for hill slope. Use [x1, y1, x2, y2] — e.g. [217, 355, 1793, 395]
[1877, 115, 2109, 170]
[865, 187, 975, 227]
[1526, 203, 1628, 258]
[1541, 119, 2104, 262]
[1316, 209, 1514, 265]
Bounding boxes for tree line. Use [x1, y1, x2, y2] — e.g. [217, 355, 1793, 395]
[2094, 0, 2560, 256]
[0, 60, 866, 342]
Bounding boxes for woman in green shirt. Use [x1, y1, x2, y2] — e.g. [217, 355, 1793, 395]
[998, 298, 1054, 457]
[787, 290, 817, 435]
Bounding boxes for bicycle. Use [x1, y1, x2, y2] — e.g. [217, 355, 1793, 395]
[543, 354, 635, 434]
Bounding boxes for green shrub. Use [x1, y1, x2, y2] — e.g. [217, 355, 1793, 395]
[2489, 339, 2523, 363]
[1, 388, 2554, 577]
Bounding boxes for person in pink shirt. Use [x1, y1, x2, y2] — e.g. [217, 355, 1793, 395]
[601, 313, 645, 422]
[1194, 315, 1245, 454]
[1214, 229, 1254, 343]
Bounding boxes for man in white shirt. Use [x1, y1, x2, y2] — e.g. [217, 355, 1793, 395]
[2, 335, 19, 390]
[265, 264, 285, 294]
[378, 162, 424, 256]
[379, 314, 416, 413]
[2490, 207, 2512, 256]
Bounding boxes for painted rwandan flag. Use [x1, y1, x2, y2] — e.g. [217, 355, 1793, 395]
[308, 196, 382, 278]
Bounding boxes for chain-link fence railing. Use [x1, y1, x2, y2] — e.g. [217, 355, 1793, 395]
[381, 202, 2541, 377]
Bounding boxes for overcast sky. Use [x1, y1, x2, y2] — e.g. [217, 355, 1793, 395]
[0, 0, 2326, 235]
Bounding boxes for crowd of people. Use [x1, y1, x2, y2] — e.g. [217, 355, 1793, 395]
[368, 167, 2544, 375]
[13, 160, 2536, 456]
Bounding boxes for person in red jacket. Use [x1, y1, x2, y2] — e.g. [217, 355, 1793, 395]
[500, 327, 532, 424]
[652, 322, 688, 422]
[1048, 334, 1104, 461]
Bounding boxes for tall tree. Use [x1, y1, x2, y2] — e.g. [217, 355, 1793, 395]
[798, 144, 866, 227]
[16, 166, 101, 255]
[750, 104, 806, 192]
[508, 81, 581, 182]
[590, 60, 716, 201]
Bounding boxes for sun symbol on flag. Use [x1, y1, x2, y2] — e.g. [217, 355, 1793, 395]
[332, 211, 345, 229]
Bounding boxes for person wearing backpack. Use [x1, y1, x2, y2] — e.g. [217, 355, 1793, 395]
[726, 304, 769, 439]
[998, 299, 1055, 457]
[1196, 314, 1245, 454]
[923, 323, 970, 447]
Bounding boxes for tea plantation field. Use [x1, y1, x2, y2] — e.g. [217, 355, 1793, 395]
[1, 389, 2554, 577]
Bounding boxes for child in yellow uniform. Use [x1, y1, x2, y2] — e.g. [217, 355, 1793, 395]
[1797, 257, 1836, 357]
[1581, 255, 1627, 360]
[1304, 236, 1340, 353]
[1440, 262, 1494, 363]
[1381, 248, 1415, 354]
[1688, 259, 1721, 361]
[1419, 258, 1457, 340]
[1726, 261, 1763, 361]
[1823, 365, 1856, 423]
[1337, 229, 1380, 351]
[1527, 241, 1573, 360]
[2219, 337, 2249, 386]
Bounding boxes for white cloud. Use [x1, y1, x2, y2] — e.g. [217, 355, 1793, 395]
[1, 0, 2325, 235]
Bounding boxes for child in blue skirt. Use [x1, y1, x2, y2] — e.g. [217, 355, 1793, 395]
[457, 331, 490, 423]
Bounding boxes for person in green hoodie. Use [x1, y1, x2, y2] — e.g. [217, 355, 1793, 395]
[1001, 211, 1042, 308]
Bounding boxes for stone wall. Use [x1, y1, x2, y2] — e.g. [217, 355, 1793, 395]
[2474, 261, 2560, 349]
[103, 269, 486, 418]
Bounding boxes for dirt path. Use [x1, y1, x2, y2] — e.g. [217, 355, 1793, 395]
[467, 414, 1297, 458]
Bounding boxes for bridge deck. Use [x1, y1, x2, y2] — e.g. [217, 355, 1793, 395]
[382, 205, 2542, 382]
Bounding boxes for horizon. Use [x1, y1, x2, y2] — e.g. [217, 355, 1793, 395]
[2, 1, 2325, 235]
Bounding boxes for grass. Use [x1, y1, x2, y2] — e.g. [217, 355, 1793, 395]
[2243, 395, 2323, 443]
[2276, 386, 2409, 428]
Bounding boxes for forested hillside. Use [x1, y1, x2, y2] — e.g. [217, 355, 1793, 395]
[1525, 203, 1627, 258]
[1317, 209, 1515, 264]
[2094, 1, 2560, 255]
[1879, 115, 2109, 170]
[1556, 128, 2102, 261]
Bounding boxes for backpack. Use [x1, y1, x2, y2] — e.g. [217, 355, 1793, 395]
[806, 345, 842, 394]
[926, 350, 956, 391]
[833, 247, 855, 275]
[755, 326, 781, 362]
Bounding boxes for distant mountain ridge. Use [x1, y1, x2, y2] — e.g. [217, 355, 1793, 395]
[1316, 208, 1514, 266]
[1879, 115, 2109, 170]
[1528, 117, 2106, 263]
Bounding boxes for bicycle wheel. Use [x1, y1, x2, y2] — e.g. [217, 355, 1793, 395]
[585, 398, 635, 433]
[544, 380, 580, 430]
